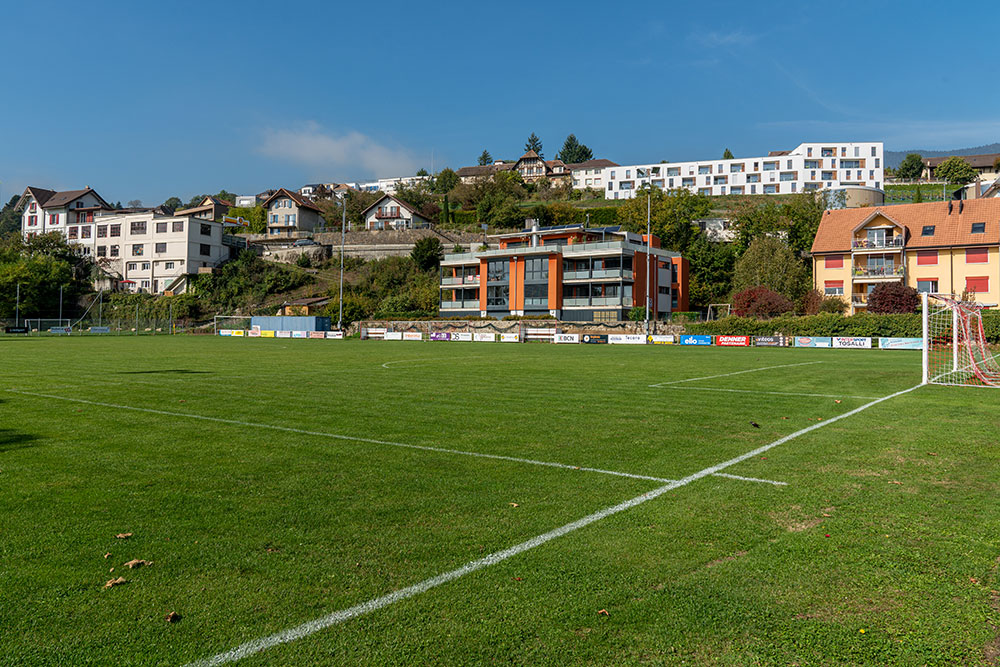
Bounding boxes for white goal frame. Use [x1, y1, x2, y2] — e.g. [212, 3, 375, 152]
[922, 292, 1000, 387]
[213, 315, 254, 335]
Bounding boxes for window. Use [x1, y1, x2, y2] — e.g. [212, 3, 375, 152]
[854, 147, 860, 157]
[917, 280, 938, 293]
[68, 226, 78, 239]
[165, 261, 175, 270]
[763, 184, 777, 194]
[130, 221, 146, 235]
[28, 215, 37, 226]
[824, 280, 844, 296]
[156, 222, 168, 233]
[200, 244, 211, 256]
[29, 202, 36, 213]
[110, 224, 121, 237]
[746, 174, 760, 183]
[524, 283, 547, 307]
[97, 225, 107, 238]
[155, 242, 167, 253]
[917, 250, 938, 266]
[172, 220, 184, 232]
[200, 223, 211, 236]
[921, 225, 935, 236]
[807, 147, 813, 157]
[141, 262, 150, 270]
[132, 244, 144, 256]
[875, 158, 880, 168]
[49, 213, 59, 225]
[730, 186, 743, 194]
[872, 146, 877, 157]
[972, 222, 986, 234]
[486, 285, 509, 308]
[966, 247, 988, 263]
[762, 161, 777, 171]
[81, 226, 91, 239]
[967, 276, 989, 293]
[110, 245, 119, 257]
[127, 263, 137, 271]
[141, 280, 150, 289]
[610, 171, 615, 180]
[824, 255, 844, 269]
[97, 246, 107, 257]
[525, 256, 548, 281]
[698, 165, 711, 174]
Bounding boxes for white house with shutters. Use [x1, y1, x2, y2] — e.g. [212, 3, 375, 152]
[361, 193, 430, 230]
[18, 186, 114, 237]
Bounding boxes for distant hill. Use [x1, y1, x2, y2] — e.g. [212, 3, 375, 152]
[886, 143, 1000, 168]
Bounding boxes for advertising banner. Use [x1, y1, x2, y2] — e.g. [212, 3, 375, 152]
[647, 335, 674, 345]
[308, 331, 325, 339]
[89, 326, 110, 334]
[452, 332, 473, 342]
[500, 333, 520, 342]
[581, 334, 608, 344]
[291, 331, 307, 339]
[248, 330, 261, 338]
[384, 331, 403, 341]
[474, 332, 496, 342]
[5, 326, 29, 334]
[218, 330, 233, 336]
[715, 335, 751, 347]
[49, 326, 72, 334]
[276, 330, 291, 338]
[679, 335, 712, 346]
[363, 327, 387, 339]
[794, 336, 832, 348]
[554, 333, 580, 344]
[325, 331, 344, 339]
[833, 336, 871, 349]
[403, 332, 423, 341]
[609, 334, 646, 345]
[261, 330, 276, 338]
[232, 330, 245, 337]
[878, 337, 923, 350]
[430, 332, 451, 341]
[754, 336, 786, 347]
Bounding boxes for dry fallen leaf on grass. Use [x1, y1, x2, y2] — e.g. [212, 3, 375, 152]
[124, 559, 152, 569]
[889, 480, 903, 485]
[165, 611, 181, 623]
[104, 552, 111, 559]
[104, 577, 127, 589]
[597, 609, 609, 616]
[928, 452, 938, 456]
[509, 503, 519, 508]
[822, 513, 832, 517]
[115, 533, 132, 539]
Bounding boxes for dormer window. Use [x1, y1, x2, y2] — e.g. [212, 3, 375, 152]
[76, 201, 83, 208]
[921, 225, 935, 236]
[971, 222, 986, 234]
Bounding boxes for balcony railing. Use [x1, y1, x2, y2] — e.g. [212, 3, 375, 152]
[564, 297, 589, 307]
[852, 294, 868, 305]
[852, 237, 904, 250]
[564, 270, 590, 279]
[440, 301, 478, 310]
[375, 210, 402, 219]
[441, 276, 463, 285]
[852, 266, 904, 278]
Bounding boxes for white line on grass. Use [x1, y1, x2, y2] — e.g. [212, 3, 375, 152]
[648, 361, 823, 388]
[654, 385, 880, 400]
[186, 381, 922, 666]
[3, 389, 675, 485]
[711, 472, 787, 486]
[381, 356, 483, 369]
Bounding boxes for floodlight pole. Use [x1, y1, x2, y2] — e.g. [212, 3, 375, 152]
[645, 192, 651, 334]
[338, 200, 346, 331]
[15, 284, 19, 326]
[58, 285, 63, 324]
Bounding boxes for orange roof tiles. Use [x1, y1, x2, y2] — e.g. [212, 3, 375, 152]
[811, 199, 1000, 254]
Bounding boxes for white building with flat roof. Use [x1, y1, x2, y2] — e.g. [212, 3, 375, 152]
[602, 142, 884, 199]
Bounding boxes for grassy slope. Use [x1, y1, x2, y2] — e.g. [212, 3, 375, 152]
[1, 338, 999, 665]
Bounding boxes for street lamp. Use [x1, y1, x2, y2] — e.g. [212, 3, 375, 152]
[337, 200, 346, 331]
[645, 192, 651, 333]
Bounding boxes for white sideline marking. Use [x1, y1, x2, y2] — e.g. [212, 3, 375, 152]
[654, 385, 880, 400]
[712, 472, 787, 486]
[3, 389, 674, 485]
[186, 382, 922, 666]
[648, 361, 823, 388]
[381, 356, 483, 369]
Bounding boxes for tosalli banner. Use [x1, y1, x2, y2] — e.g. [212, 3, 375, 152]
[832, 336, 871, 349]
[554, 333, 580, 344]
[679, 334, 712, 346]
[715, 335, 751, 347]
[647, 335, 674, 344]
[609, 334, 646, 345]
[754, 336, 786, 347]
[581, 334, 608, 344]
[879, 337, 924, 350]
[794, 336, 832, 348]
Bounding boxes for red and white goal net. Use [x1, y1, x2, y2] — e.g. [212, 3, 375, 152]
[924, 294, 1000, 387]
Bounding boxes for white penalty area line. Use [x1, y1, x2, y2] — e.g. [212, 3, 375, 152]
[648, 361, 824, 388]
[2, 389, 673, 485]
[654, 385, 881, 400]
[380, 356, 484, 369]
[712, 472, 787, 486]
[186, 381, 923, 667]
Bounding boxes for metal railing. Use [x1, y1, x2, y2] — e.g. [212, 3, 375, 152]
[852, 237, 903, 250]
[852, 265, 904, 278]
[440, 301, 478, 310]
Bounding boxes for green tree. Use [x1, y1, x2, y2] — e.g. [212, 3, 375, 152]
[524, 132, 543, 157]
[392, 180, 435, 211]
[686, 233, 737, 310]
[476, 191, 522, 229]
[434, 167, 460, 194]
[731, 237, 810, 301]
[0, 195, 21, 236]
[867, 282, 919, 314]
[411, 237, 444, 272]
[0, 233, 94, 319]
[728, 199, 786, 253]
[994, 156, 1000, 173]
[722, 148, 735, 159]
[782, 190, 828, 257]
[439, 194, 452, 226]
[556, 134, 593, 164]
[615, 187, 711, 253]
[215, 190, 237, 204]
[226, 206, 266, 234]
[162, 196, 183, 210]
[913, 186, 923, 203]
[478, 150, 493, 166]
[935, 156, 978, 184]
[415, 168, 429, 177]
[896, 153, 924, 180]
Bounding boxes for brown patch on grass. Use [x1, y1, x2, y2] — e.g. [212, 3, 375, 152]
[770, 508, 824, 533]
[705, 550, 748, 568]
[985, 588, 1000, 664]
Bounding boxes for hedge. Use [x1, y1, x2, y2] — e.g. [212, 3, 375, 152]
[686, 311, 1000, 342]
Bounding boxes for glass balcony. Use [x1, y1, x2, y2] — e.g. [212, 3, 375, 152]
[852, 237, 903, 250]
[852, 265, 904, 278]
[440, 301, 478, 310]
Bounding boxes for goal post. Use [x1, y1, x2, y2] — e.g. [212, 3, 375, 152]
[213, 315, 254, 335]
[923, 292, 1000, 387]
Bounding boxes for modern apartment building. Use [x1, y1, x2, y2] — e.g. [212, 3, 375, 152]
[603, 142, 884, 200]
[812, 199, 1000, 314]
[439, 223, 688, 321]
[356, 175, 432, 195]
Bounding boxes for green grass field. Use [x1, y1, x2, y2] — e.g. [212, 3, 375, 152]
[3, 337, 1000, 665]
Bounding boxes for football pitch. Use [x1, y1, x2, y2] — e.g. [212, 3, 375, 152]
[3, 336, 1000, 665]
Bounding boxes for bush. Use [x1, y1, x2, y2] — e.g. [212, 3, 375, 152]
[687, 312, 924, 338]
[819, 297, 848, 314]
[868, 282, 919, 314]
[799, 289, 823, 316]
[296, 253, 312, 268]
[451, 210, 478, 227]
[732, 286, 795, 318]
[628, 306, 647, 321]
[410, 237, 443, 271]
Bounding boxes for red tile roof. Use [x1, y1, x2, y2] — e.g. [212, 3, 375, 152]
[812, 199, 1000, 254]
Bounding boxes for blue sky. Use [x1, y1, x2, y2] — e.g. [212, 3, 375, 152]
[3, 0, 999, 206]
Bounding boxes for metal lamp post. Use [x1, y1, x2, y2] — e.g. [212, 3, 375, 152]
[645, 192, 651, 333]
[338, 200, 346, 331]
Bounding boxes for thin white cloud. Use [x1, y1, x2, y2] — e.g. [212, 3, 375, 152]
[694, 29, 758, 47]
[258, 122, 419, 179]
[757, 118, 1000, 150]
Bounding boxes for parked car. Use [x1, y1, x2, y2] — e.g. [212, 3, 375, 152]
[293, 238, 318, 247]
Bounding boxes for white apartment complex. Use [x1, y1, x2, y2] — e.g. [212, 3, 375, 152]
[18, 186, 240, 294]
[357, 175, 432, 195]
[603, 142, 884, 199]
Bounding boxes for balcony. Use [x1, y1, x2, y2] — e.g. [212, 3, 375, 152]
[851, 293, 868, 306]
[852, 265, 904, 280]
[375, 210, 402, 219]
[440, 301, 478, 310]
[441, 276, 463, 285]
[564, 270, 591, 280]
[852, 237, 904, 251]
